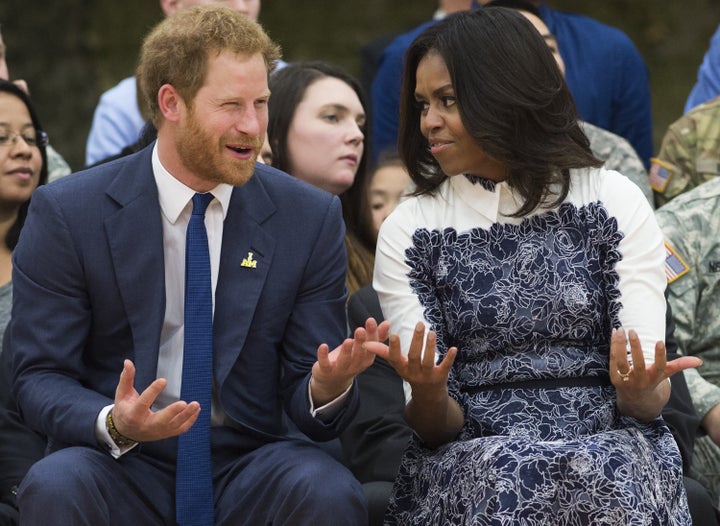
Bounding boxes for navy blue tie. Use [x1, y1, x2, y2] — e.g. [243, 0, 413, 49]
[176, 192, 215, 526]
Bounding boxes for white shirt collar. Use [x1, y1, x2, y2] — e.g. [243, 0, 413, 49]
[151, 141, 233, 223]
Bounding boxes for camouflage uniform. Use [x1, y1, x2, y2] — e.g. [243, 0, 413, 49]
[46, 144, 71, 183]
[652, 95, 720, 208]
[581, 121, 654, 208]
[656, 177, 720, 502]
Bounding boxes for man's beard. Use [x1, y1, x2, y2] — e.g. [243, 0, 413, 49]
[176, 108, 261, 187]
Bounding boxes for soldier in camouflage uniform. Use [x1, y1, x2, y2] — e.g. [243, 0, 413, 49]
[652, 95, 720, 208]
[582, 120, 654, 208]
[656, 176, 720, 503]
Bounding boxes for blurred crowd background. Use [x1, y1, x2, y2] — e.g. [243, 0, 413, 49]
[1, 0, 719, 171]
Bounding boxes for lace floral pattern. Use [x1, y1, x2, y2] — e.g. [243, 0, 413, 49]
[385, 201, 689, 525]
[464, 174, 497, 191]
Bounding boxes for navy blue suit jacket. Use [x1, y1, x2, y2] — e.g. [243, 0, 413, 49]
[11, 144, 356, 456]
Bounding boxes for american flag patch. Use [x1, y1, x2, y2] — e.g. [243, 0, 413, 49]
[665, 242, 690, 283]
[649, 158, 673, 193]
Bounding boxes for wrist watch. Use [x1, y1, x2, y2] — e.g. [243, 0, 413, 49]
[106, 410, 138, 448]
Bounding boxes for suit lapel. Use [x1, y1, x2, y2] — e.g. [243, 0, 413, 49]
[214, 172, 276, 388]
[100, 154, 278, 391]
[104, 147, 165, 390]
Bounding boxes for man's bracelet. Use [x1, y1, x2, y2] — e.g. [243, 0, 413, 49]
[106, 410, 138, 448]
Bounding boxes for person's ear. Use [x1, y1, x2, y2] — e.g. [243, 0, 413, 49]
[157, 84, 184, 123]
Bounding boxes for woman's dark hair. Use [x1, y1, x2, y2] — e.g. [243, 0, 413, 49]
[398, 8, 601, 217]
[0, 80, 49, 249]
[268, 61, 376, 251]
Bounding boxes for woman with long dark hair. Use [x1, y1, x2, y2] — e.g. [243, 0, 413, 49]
[371, 8, 695, 524]
[0, 80, 48, 346]
[268, 61, 376, 295]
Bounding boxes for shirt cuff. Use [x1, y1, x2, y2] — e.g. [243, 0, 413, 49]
[96, 404, 139, 459]
[308, 380, 352, 421]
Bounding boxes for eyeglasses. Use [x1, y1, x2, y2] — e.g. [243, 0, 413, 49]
[0, 130, 49, 148]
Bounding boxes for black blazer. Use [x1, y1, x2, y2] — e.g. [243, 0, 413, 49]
[341, 284, 411, 483]
[0, 328, 45, 517]
[663, 298, 701, 474]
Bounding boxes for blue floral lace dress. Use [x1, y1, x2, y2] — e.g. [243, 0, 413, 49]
[373, 169, 690, 525]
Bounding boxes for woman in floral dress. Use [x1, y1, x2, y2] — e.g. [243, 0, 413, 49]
[371, 8, 700, 525]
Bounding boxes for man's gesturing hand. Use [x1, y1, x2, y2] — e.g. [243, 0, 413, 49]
[111, 359, 203, 442]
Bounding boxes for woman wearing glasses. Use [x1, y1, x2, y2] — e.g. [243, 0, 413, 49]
[0, 79, 48, 347]
[0, 78, 48, 525]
